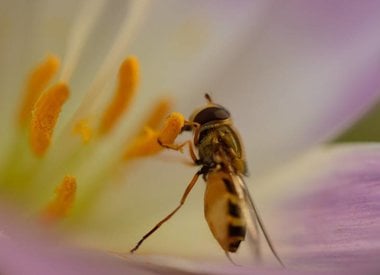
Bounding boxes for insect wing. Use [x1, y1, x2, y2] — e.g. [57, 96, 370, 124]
[230, 174, 285, 267]
[228, 174, 260, 256]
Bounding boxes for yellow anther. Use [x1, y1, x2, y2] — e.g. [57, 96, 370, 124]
[18, 55, 60, 126]
[41, 175, 77, 224]
[124, 112, 185, 159]
[158, 112, 185, 145]
[140, 98, 172, 133]
[73, 119, 93, 143]
[99, 56, 139, 135]
[29, 83, 69, 156]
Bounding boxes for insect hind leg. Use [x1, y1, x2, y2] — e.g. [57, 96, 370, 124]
[130, 170, 202, 253]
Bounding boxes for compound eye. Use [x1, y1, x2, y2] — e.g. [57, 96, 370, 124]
[192, 106, 230, 125]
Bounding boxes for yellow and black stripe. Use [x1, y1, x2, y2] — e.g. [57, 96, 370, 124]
[223, 178, 246, 252]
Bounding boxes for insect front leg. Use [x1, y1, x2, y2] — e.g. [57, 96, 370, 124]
[180, 120, 201, 146]
[130, 170, 202, 253]
[158, 138, 199, 164]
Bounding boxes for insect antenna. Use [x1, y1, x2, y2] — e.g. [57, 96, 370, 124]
[204, 93, 213, 103]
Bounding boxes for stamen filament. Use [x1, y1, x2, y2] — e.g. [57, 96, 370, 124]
[29, 83, 69, 156]
[99, 56, 139, 135]
[124, 112, 184, 159]
[59, 0, 106, 83]
[41, 175, 77, 224]
[70, 0, 150, 120]
[18, 55, 60, 126]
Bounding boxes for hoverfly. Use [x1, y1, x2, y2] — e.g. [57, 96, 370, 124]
[130, 94, 284, 266]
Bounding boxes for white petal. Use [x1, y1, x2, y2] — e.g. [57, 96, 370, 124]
[126, 0, 272, 121]
[209, 1, 380, 176]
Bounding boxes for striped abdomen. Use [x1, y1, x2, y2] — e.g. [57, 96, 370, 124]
[204, 171, 246, 252]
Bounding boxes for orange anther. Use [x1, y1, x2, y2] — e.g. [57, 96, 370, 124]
[141, 98, 172, 132]
[18, 55, 60, 126]
[41, 175, 77, 224]
[29, 83, 69, 156]
[124, 112, 184, 159]
[99, 56, 139, 135]
[157, 112, 185, 145]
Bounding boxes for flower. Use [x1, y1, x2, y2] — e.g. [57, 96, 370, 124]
[1, 0, 380, 274]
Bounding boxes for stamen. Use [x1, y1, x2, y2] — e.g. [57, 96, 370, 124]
[99, 56, 139, 135]
[59, 0, 106, 82]
[41, 175, 76, 224]
[139, 98, 172, 133]
[29, 83, 69, 156]
[73, 119, 93, 143]
[70, 0, 150, 119]
[124, 112, 184, 159]
[18, 55, 60, 126]
[158, 112, 185, 145]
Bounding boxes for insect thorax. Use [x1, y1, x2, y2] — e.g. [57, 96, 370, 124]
[197, 124, 247, 175]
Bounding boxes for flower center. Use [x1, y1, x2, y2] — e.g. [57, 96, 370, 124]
[5, 53, 185, 226]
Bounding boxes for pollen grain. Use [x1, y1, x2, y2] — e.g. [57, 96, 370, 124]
[99, 56, 139, 135]
[29, 83, 69, 156]
[18, 55, 60, 126]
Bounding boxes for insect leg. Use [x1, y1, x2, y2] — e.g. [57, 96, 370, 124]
[158, 139, 198, 163]
[130, 170, 202, 253]
[180, 120, 201, 146]
[192, 122, 201, 146]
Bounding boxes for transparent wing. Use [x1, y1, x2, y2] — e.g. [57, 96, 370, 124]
[230, 173, 285, 267]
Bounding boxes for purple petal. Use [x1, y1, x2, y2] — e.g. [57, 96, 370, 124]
[0, 201, 359, 275]
[0, 233, 345, 275]
[0, 208, 153, 275]
[276, 144, 380, 271]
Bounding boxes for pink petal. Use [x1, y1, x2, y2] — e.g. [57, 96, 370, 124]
[0, 209, 151, 275]
[273, 144, 380, 271]
[0, 201, 356, 275]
